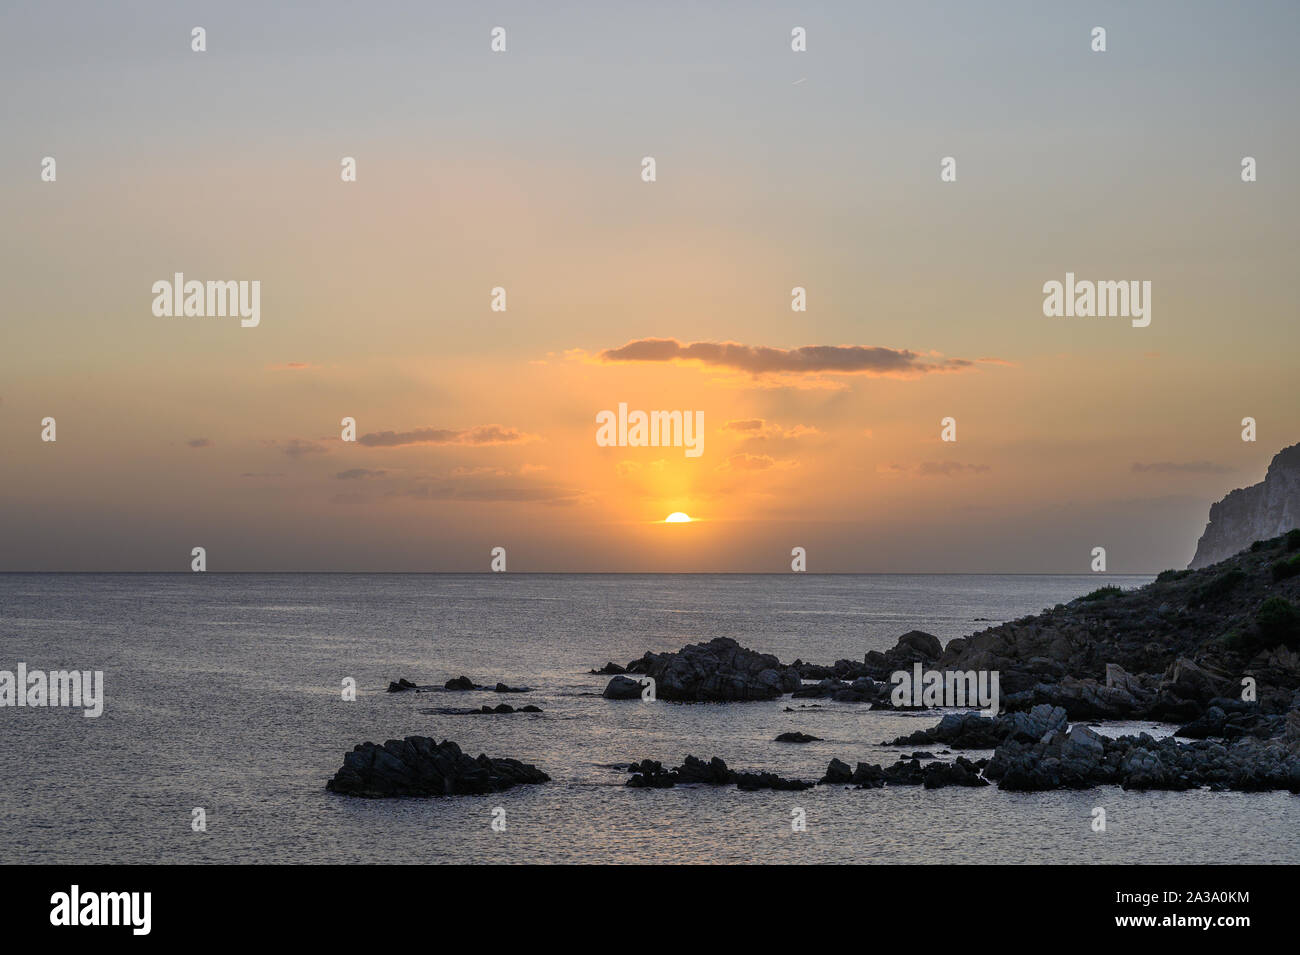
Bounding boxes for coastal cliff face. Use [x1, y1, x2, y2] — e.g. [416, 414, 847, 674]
[1190, 443, 1300, 569]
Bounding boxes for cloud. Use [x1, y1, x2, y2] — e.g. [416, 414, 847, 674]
[594, 338, 990, 380]
[1131, 461, 1232, 474]
[267, 361, 314, 371]
[274, 439, 329, 458]
[881, 461, 991, 477]
[716, 452, 798, 472]
[449, 466, 511, 478]
[357, 424, 536, 448]
[335, 468, 388, 480]
[187, 437, 212, 449]
[388, 484, 580, 505]
[721, 418, 821, 440]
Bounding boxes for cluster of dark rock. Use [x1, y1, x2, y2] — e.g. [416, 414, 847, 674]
[622, 753, 989, 791]
[791, 676, 887, 704]
[419, 703, 543, 716]
[985, 721, 1300, 793]
[602, 637, 801, 701]
[887, 703, 1069, 749]
[387, 676, 531, 693]
[625, 756, 814, 791]
[326, 737, 549, 798]
[821, 754, 989, 789]
[774, 732, 821, 743]
[1176, 699, 1293, 740]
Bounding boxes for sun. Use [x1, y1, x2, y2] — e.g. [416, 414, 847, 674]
[664, 512, 692, 523]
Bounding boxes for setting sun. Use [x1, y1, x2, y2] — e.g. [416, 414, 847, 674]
[665, 512, 692, 523]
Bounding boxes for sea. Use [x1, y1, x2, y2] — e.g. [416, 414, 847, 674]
[2, 572, 1298, 864]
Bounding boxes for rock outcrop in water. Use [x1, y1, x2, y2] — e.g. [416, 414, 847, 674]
[625, 755, 815, 790]
[602, 674, 647, 700]
[611, 637, 801, 701]
[819, 755, 989, 789]
[887, 704, 1069, 749]
[326, 737, 549, 797]
[985, 724, 1300, 793]
[419, 704, 543, 715]
[387, 676, 532, 693]
[1191, 443, 1300, 569]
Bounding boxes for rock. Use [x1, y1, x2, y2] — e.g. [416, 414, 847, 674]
[676, 755, 734, 785]
[985, 725, 1300, 793]
[896, 630, 943, 659]
[602, 675, 645, 700]
[860, 631, 945, 680]
[1106, 663, 1145, 695]
[820, 758, 854, 785]
[387, 678, 418, 693]
[793, 677, 881, 703]
[887, 704, 1067, 749]
[986, 725, 1108, 792]
[1002, 676, 1149, 720]
[1190, 443, 1300, 568]
[922, 756, 989, 789]
[419, 704, 543, 716]
[622, 637, 801, 701]
[1175, 704, 1281, 741]
[1005, 704, 1070, 741]
[626, 755, 813, 790]
[881, 758, 927, 786]
[589, 661, 626, 675]
[774, 732, 822, 743]
[444, 676, 476, 691]
[1152, 658, 1237, 720]
[734, 772, 816, 791]
[326, 737, 549, 798]
[493, 682, 531, 693]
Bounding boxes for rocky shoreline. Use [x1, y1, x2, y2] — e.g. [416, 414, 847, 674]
[333, 532, 1300, 799]
[601, 531, 1300, 795]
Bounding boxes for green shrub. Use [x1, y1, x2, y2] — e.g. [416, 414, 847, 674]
[1220, 629, 1256, 654]
[1079, 585, 1123, 602]
[1156, 568, 1190, 583]
[1256, 597, 1300, 648]
[1271, 553, 1300, 583]
[1189, 568, 1247, 607]
[1287, 528, 1300, 552]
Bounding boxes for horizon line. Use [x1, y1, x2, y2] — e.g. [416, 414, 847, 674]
[0, 570, 1161, 577]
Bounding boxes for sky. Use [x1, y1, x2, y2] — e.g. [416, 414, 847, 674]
[1, 1, 1297, 572]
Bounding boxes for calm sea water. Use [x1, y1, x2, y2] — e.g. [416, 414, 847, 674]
[3, 572, 1298, 864]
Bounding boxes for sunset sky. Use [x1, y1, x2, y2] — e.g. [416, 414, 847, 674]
[2, 1, 1297, 572]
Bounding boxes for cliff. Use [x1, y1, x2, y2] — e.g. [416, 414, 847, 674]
[1190, 443, 1300, 569]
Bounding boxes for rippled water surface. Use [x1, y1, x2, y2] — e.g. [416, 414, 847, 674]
[3, 572, 1298, 864]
